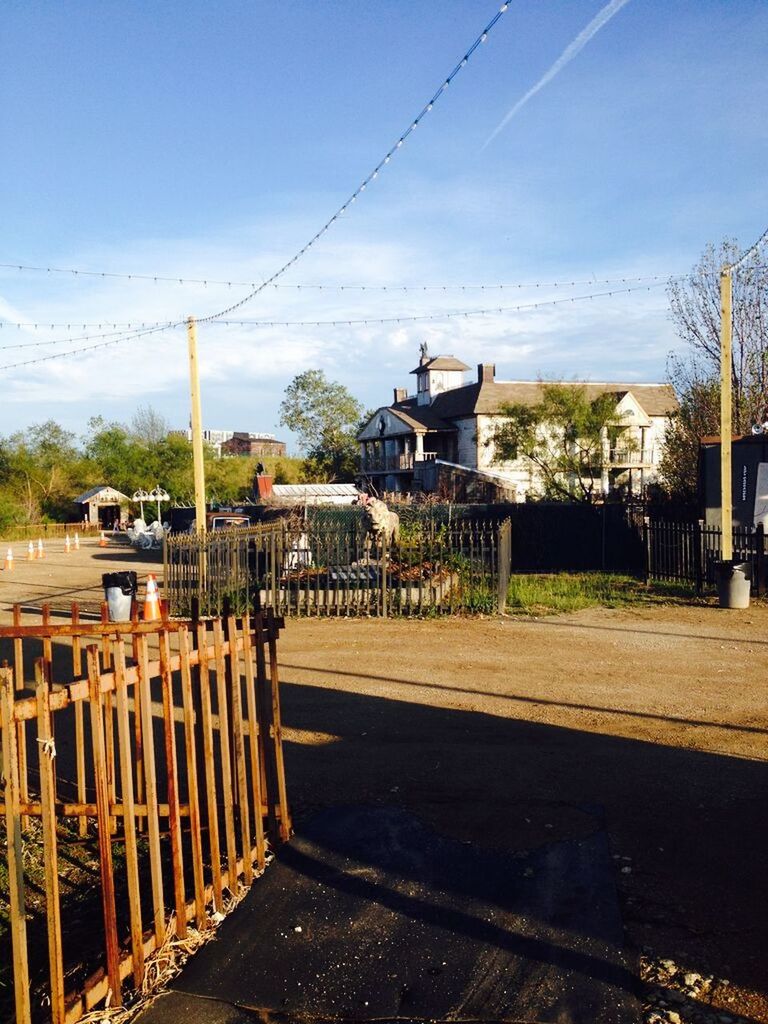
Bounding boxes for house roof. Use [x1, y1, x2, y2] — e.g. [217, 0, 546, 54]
[74, 485, 130, 504]
[272, 484, 360, 498]
[409, 355, 471, 374]
[424, 380, 678, 419]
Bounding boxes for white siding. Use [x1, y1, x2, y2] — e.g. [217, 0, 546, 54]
[455, 418, 478, 468]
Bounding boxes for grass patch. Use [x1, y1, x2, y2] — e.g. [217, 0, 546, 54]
[506, 573, 698, 616]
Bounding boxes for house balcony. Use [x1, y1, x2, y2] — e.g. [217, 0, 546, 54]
[609, 448, 655, 467]
[361, 451, 438, 474]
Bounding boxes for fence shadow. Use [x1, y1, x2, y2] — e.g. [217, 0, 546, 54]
[276, 678, 768, 1001]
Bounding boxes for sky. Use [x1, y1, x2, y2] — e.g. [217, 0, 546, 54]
[1, 0, 766, 451]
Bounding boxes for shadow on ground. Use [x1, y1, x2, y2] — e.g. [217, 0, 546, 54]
[137, 676, 766, 1023]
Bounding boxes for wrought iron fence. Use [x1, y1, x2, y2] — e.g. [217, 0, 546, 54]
[165, 518, 513, 618]
[643, 518, 767, 593]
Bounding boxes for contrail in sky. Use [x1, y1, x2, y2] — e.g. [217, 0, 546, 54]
[483, 0, 632, 148]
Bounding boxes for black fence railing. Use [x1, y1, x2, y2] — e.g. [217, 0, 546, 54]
[643, 519, 767, 594]
[165, 518, 512, 618]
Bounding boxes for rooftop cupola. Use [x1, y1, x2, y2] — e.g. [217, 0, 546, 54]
[409, 346, 470, 406]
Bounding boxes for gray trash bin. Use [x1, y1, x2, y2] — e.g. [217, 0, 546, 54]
[715, 560, 751, 609]
[102, 571, 138, 622]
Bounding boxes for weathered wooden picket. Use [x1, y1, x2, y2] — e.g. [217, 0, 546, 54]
[0, 602, 290, 1024]
[164, 517, 513, 618]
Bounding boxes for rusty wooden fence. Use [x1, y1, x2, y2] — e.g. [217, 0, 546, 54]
[164, 517, 513, 618]
[0, 603, 290, 1024]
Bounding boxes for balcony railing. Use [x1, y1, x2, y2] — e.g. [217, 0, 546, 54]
[361, 451, 440, 473]
[609, 448, 655, 466]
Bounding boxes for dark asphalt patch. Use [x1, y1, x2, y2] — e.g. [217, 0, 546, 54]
[136, 805, 639, 1024]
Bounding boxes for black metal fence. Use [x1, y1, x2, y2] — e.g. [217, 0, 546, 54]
[643, 519, 768, 594]
[165, 517, 512, 618]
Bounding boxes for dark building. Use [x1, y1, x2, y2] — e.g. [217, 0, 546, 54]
[220, 433, 287, 458]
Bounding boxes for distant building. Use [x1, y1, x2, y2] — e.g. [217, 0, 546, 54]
[357, 347, 678, 500]
[220, 433, 287, 458]
[169, 427, 286, 458]
[74, 485, 130, 527]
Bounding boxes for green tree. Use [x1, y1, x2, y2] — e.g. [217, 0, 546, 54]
[662, 240, 768, 500]
[490, 384, 629, 503]
[279, 370, 364, 481]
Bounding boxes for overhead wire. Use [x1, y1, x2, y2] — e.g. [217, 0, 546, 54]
[194, 2, 513, 323]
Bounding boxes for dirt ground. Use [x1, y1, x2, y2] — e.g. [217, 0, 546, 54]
[276, 610, 768, 1022]
[2, 539, 766, 1021]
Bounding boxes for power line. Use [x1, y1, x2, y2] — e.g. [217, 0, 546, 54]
[195, 2, 513, 324]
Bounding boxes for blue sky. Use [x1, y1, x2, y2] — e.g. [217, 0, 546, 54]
[1, 1, 766, 449]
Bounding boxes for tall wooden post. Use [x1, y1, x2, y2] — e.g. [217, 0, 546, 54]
[187, 316, 207, 535]
[720, 269, 733, 561]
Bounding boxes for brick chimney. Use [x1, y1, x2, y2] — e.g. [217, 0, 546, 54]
[478, 363, 495, 384]
[393, 387, 407, 404]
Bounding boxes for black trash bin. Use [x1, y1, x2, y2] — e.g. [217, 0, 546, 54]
[102, 571, 138, 622]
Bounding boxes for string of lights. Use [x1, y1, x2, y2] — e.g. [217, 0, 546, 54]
[0, 261, 678, 292]
[728, 225, 768, 273]
[0, 322, 177, 350]
[195, 2, 512, 323]
[214, 282, 667, 327]
[0, 281, 669, 351]
[0, 281, 668, 370]
[0, 321, 184, 371]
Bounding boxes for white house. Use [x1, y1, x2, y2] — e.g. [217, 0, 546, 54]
[357, 349, 678, 500]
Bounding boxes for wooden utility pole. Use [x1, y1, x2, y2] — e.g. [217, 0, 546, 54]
[187, 317, 207, 535]
[720, 268, 733, 561]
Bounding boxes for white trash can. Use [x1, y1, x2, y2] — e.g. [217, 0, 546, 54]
[102, 571, 138, 622]
[716, 561, 751, 609]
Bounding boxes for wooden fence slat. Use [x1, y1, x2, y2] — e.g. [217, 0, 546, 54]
[252, 615, 275, 837]
[178, 625, 207, 927]
[196, 621, 224, 911]
[35, 658, 66, 1024]
[0, 667, 32, 1024]
[213, 617, 238, 887]
[266, 610, 291, 841]
[86, 645, 122, 1008]
[227, 615, 253, 886]
[135, 633, 166, 938]
[242, 613, 266, 871]
[159, 630, 187, 938]
[70, 603, 88, 837]
[113, 644, 145, 986]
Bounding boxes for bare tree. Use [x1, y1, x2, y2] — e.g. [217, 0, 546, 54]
[661, 241, 768, 501]
[130, 404, 170, 447]
[667, 240, 768, 433]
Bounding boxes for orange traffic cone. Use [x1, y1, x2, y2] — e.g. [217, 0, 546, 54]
[27, 541, 35, 561]
[4, 548, 13, 571]
[143, 574, 161, 621]
[73, 532, 80, 551]
[99, 531, 108, 548]
[37, 539, 44, 560]
[64, 534, 71, 553]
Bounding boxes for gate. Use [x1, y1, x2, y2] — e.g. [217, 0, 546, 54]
[0, 604, 290, 1024]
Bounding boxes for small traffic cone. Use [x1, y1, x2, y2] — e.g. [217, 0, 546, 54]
[73, 532, 80, 551]
[143, 574, 161, 621]
[4, 548, 13, 571]
[27, 541, 35, 561]
[37, 539, 44, 560]
[99, 531, 108, 548]
[64, 534, 71, 554]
